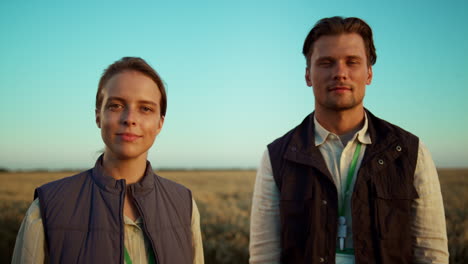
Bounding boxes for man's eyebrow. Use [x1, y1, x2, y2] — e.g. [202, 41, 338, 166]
[316, 56, 335, 61]
[346, 55, 363, 60]
[106, 97, 158, 106]
[106, 96, 125, 102]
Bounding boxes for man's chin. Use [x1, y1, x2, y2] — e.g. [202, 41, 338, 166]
[327, 104, 358, 112]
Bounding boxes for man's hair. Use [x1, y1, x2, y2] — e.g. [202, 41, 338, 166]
[96, 57, 167, 117]
[302, 16, 377, 68]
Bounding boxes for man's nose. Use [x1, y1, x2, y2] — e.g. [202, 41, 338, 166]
[333, 62, 348, 80]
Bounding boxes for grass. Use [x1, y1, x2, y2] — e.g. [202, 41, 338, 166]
[1, 169, 466, 263]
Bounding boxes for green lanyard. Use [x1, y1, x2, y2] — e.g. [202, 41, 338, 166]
[336, 142, 362, 255]
[124, 245, 156, 264]
[339, 142, 362, 217]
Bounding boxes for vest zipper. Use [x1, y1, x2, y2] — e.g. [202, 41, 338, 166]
[129, 187, 160, 264]
[120, 179, 127, 264]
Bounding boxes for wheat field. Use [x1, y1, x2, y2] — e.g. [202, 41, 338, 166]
[1, 169, 467, 263]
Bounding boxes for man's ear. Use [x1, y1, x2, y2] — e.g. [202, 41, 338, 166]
[95, 109, 101, 128]
[305, 68, 313, 87]
[366, 66, 373, 85]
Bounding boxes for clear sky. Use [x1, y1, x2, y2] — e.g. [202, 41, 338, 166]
[1, 0, 467, 170]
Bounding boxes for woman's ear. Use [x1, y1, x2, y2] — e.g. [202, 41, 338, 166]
[155, 115, 165, 135]
[95, 109, 101, 128]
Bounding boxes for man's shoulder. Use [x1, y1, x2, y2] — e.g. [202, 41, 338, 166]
[268, 113, 313, 149]
[366, 110, 419, 140]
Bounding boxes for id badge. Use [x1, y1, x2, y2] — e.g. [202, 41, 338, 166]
[335, 253, 355, 264]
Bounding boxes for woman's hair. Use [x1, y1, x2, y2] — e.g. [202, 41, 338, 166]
[96, 57, 167, 117]
[302, 16, 377, 68]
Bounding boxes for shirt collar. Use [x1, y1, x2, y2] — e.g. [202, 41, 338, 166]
[314, 113, 372, 146]
[124, 215, 143, 228]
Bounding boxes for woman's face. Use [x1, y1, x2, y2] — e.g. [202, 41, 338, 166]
[96, 70, 164, 161]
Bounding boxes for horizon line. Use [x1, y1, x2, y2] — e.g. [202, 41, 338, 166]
[1, 167, 468, 173]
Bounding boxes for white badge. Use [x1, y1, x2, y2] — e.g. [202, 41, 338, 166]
[336, 253, 355, 264]
[337, 216, 347, 250]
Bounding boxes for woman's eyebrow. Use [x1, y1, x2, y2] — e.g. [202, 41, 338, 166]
[138, 100, 158, 106]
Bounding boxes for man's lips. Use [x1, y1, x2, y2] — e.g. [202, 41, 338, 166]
[329, 86, 352, 92]
[116, 133, 142, 142]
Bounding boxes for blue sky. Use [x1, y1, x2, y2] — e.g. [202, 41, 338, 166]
[1, 0, 467, 170]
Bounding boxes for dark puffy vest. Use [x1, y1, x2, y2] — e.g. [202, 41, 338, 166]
[268, 110, 419, 264]
[35, 156, 193, 264]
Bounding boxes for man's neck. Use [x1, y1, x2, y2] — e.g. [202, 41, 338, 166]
[102, 153, 148, 185]
[315, 106, 365, 135]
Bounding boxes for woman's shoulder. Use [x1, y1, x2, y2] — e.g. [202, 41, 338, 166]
[154, 173, 192, 193]
[39, 169, 92, 189]
[35, 169, 93, 202]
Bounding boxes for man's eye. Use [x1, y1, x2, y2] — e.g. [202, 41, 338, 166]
[318, 61, 332, 67]
[141, 106, 153, 112]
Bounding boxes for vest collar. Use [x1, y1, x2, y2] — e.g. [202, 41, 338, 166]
[283, 109, 400, 173]
[361, 109, 399, 165]
[91, 155, 156, 194]
[283, 113, 332, 179]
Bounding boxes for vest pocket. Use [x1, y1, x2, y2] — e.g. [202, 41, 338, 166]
[279, 200, 310, 248]
[373, 184, 416, 239]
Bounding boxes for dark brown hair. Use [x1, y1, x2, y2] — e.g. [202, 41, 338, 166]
[96, 57, 167, 117]
[302, 16, 377, 68]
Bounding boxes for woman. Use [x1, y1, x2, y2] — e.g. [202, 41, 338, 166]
[12, 57, 204, 264]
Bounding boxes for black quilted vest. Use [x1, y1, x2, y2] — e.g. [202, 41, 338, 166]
[268, 110, 419, 264]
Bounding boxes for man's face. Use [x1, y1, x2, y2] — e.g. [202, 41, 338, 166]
[96, 70, 164, 161]
[305, 33, 373, 112]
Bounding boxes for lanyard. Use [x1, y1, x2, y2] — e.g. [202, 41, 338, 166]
[336, 142, 362, 254]
[339, 142, 362, 217]
[124, 245, 156, 264]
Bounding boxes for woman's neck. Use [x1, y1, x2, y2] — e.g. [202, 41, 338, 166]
[102, 153, 148, 185]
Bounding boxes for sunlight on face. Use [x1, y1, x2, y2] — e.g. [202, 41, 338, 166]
[96, 70, 164, 161]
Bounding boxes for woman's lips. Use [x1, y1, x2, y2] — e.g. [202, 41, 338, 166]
[117, 133, 141, 142]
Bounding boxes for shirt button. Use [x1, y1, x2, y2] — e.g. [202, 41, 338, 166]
[378, 159, 384, 165]
[322, 200, 327, 205]
[396, 145, 402, 151]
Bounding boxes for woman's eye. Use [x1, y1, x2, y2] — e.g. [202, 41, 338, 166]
[108, 104, 123, 110]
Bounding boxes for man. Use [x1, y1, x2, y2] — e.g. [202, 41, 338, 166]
[250, 17, 448, 264]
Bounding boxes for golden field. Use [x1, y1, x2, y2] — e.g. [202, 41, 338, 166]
[1, 169, 467, 263]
